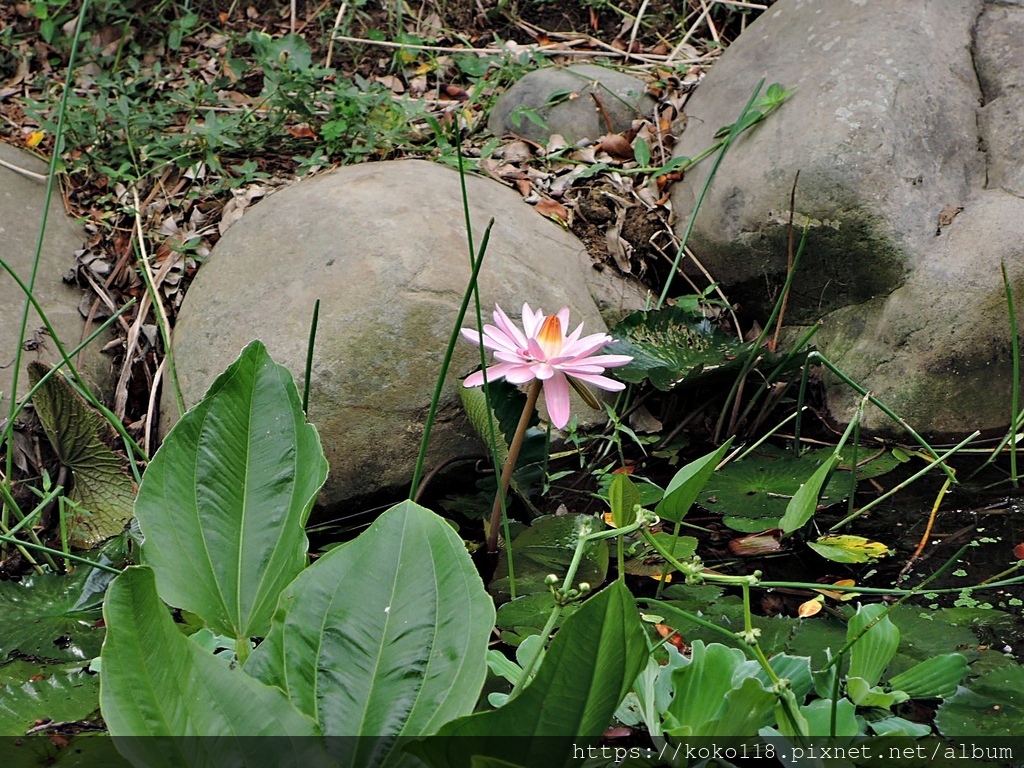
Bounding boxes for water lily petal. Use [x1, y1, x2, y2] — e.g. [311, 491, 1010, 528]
[463, 361, 520, 387]
[543, 372, 572, 429]
[493, 305, 530, 350]
[564, 321, 586, 346]
[505, 365, 538, 384]
[493, 349, 530, 364]
[531, 362, 555, 380]
[521, 303, 544, 338]
[556, 307, 571, 331]
[567, 372, 626, 391]
[564, 354, 634, 369]
[460, 327, 483, 346]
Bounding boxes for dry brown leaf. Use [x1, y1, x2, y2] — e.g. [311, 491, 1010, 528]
[599, 133, 633, 160]
[535, 198, 568, 223]
[798, 598, 823, 618]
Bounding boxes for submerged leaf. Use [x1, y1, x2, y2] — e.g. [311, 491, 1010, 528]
[28, 362, 135, 548]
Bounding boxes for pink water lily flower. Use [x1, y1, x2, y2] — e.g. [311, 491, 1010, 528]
[461, 303, 633, 429]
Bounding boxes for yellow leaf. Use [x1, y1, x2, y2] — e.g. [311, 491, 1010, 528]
[798, 597, 823, 618]
[26, 130, 44, 147]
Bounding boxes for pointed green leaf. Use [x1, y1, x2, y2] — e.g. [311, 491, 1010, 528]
[655, 439, 733, 523]
[99, 567, 323, 758]
[888, 653, 970, 699]
[135, 341, 327, 640]
[609, 473, 641, 528]
[412, 581, 647, 768]
[798, 697, 860, 737]
[28, 362, 135, 548]
[847, 604, 899, 688]
[847, 676, 906, 708]
[779, 452, 839, 533]
[245, 501, 493, 764]
[663, 638, 774, 737]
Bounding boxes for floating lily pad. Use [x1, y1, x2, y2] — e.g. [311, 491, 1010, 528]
[698, 445, 855, 532]
[0, 668, 100, 735]
[490, 514, 607, 601]
[0, 566, 112, 662]
[28, 362, 136, 548]
[495, 592, 579, 636]
[605, 306, 749, 390]
[836, 445, 908, 480]
[935, 664, 1024, 737]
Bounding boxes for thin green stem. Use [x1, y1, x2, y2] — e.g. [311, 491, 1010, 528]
[303, 299, 320, 414]
[0, 534, 120, 574]
[656, 78, 766, 310]
[811, 352, 955, 481]
[714, 224, 808, 442]
[408, 221, 494, 495]
[829, 430, 978, 530]
[488, 380, 542, 553]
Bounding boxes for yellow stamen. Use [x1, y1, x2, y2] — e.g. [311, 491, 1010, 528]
[536, 314, 563, 358]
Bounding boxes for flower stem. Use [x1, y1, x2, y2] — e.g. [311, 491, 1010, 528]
[488, 380, 542, 553]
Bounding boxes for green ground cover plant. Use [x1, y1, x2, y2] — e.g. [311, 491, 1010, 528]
[2, 2, 1024, 766]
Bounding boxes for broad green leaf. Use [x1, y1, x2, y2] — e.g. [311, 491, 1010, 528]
[604, 306, 751, 391]
[807, 535, 893, 563]
[779, 452, 838, 533]
[609, 473, 641, 528]
[655, 439, 733, 523]
[0, 668, 99, 735]
[0, 568, 111, 662]
[135, 340, 327, 640]
[797, 697, 860, 737]
[99, 566, 324, 764]
[698, 445, 854, 532]
[246, 501, 493, 765]
[666, 641, 775, 736]
[847, 604, 899, 688]
[28, 362, 135, 548]
[412, 581, 647, 768]
[888, 654, 970, 699]
[936, 664, 1024, 737]
[869, 716, 931, 737]
[490, 515, 608, 601]
[846, 676, 905, 708]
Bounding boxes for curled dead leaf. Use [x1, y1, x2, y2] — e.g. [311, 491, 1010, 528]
[728, 531, 783, 557]
[599, 133, 633, 160]
[655, 624, 686, 651]
[798, 598, 823, 618]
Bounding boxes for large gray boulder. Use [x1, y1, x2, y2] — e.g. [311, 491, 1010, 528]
[163, 160, 646, 509]
[669, 0, 1024, 436]
[488, 64, 656, 144]
[0, 143, 112, 409]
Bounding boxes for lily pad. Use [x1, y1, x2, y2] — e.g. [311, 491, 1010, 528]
[28, 362, 135, 548]
[698, 445, 855, 532]
[490, 515, 608, 601]
[0, 566, 112, 662]
[495, 593, 579, 636]
[935, 664, 1024, 737]
[605, 306, 749, 390]
[0, 668, 100, 735]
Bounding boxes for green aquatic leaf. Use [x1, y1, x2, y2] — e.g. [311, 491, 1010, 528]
[807, 535, 893, 564]
[698, 444, 854, 532]
[936, 664, 1024, 737]
[0, 567, 111, 662]
[605, 306, 749, 391]
[0, 667, 99, 736]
